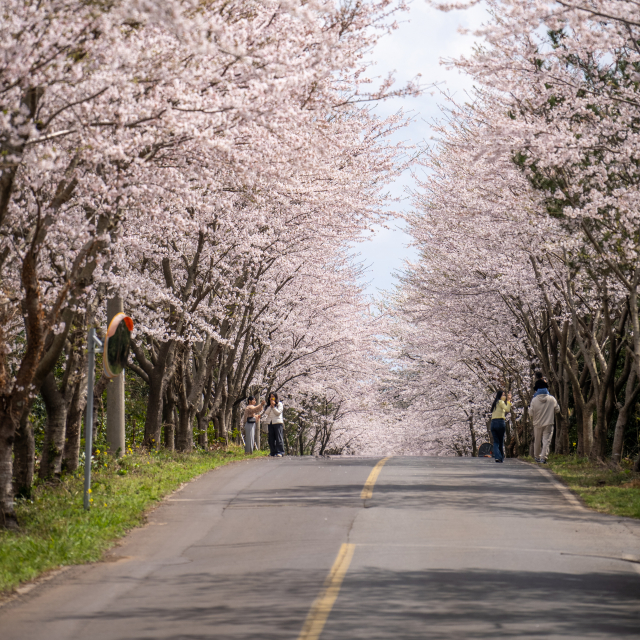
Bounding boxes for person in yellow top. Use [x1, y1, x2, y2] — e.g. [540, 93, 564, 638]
[490, 389, 512, 463]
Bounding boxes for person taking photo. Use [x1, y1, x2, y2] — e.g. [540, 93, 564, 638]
[261, 392, 285, 457]
[490, 389, 512, 463]
[243, 396, 264, 454]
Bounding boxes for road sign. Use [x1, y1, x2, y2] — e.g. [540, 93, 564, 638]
[103, 313, 134, 379]
[84, 311, 134, 510]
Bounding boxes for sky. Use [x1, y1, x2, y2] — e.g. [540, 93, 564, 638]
[354, 1, 489, 298]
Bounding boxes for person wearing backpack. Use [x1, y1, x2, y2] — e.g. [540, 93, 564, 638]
[261, 392, 285, 457]
[529, 380, 560, 464]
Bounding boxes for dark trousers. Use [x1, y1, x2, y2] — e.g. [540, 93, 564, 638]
[491, 419, 506, 462]
[268, 423, 285, 456]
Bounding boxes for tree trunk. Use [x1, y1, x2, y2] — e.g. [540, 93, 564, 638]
[232, 404, 241, 444]
[176, 407, 194, 452]
[13, 409, 35, 498]
[145, 368, 168, 449]
[469, 414, 477, 457]
[612, 405, 629, 465]
[582, 410, 594, 458]
[575, 402, 584, 456]
[162, 396, 176, 451]
[213, 396, 231, 442]
[554, 407, 570, 455]
[0, 415, 19, 529]
[39, 371, 67, 480]
[197, 413, 208, 449]
[137, 339, 177, 449]
[63, 377, 86, 472]
[612, 367, 639, 464]
[591, 400, 609, 462]
[1, 240, 49, 528]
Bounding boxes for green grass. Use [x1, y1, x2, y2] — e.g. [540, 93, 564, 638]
[0, 445, 265, 595]
[532, 454, 640, 519]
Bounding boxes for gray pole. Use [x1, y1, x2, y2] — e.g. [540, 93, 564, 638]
[106, 295, 125, 455]
[84, 328, 99, 510]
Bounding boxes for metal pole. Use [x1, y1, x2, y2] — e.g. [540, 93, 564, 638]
[84, 328, 96, 510]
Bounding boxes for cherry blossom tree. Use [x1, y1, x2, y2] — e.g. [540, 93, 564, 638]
[386, 0, 640, 464]
[0, 0, 418, 528]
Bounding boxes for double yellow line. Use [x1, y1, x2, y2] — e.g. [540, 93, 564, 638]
[298, 456, 391, 640]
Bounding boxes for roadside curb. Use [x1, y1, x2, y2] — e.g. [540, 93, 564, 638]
[0, 566, 72, 610]
[516, 459, 586, 511]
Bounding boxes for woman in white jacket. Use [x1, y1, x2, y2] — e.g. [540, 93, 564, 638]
[261, 392, 285, 457]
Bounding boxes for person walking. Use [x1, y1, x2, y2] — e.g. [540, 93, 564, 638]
[243, 396, 264, 455]
[261, 392, 285, 457]
[529, 380, 560, 464]
[490, 389, 512, 463]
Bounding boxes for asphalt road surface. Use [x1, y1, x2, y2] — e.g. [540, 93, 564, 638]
[2, 456, 639, 639]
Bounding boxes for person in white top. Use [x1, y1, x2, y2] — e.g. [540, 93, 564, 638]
[261, 392, 285, 457]
[529, 382, 560, 464]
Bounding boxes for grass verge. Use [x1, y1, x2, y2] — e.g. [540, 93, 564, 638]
[0, 445, 264, 596]
[535, 454, 640, 519]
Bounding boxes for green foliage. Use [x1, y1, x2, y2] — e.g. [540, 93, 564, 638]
[0, 446, 265, 595]
[544, 455, 640, 519]
[124, 366, 149, 449]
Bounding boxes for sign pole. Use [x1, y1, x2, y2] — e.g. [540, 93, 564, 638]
[84, 328, 102, 511]
[106, 296, 125, 455]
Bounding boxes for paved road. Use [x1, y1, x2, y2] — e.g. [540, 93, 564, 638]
[2, 456, 639, 639]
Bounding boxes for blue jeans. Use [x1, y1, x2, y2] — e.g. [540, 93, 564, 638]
[491, 419, 506, 462]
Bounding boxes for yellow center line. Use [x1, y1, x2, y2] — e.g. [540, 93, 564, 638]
[297, 543, 356, 640]
[360, 456, 391, 500]
[297, 458, 390, 639]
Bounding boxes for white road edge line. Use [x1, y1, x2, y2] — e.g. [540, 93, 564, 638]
[167, 497, 357, 502]
[533, 465, 584, 510]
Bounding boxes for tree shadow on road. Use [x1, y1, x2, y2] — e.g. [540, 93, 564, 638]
[227, 457, 604, 524]
[57, 565, 640, 639]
